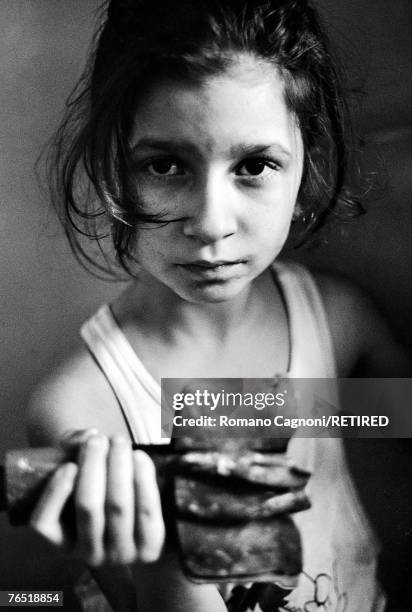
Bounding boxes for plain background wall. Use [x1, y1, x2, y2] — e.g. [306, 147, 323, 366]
[0, 0, 411, 606]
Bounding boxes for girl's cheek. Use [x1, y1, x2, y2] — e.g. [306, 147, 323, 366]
[135, 223, 175, 256]
[138, 183, 188, 217]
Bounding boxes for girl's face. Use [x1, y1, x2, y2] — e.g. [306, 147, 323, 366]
[130, 56, 304, 303]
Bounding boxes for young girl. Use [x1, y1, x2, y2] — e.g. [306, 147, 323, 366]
[27, 0, 410, 610]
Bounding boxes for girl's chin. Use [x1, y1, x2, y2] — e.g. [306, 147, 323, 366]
[174, 278, 251, 304]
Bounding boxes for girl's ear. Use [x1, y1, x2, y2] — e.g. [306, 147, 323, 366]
[292, 201, 303, 222]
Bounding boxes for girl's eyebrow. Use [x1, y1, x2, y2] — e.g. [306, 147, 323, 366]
[229, 143, 291, 159]
[132, 138, 197, 155]
[132, 137, 292, 159]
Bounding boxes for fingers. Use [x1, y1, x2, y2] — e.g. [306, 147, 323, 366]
[30, 462, 78, 548]
[74, 435, 109, 566]
[104, 436, 136, 564]
[29, 432, 166, 568]
[133, 450, 165, 562]
[75, 440, 164, 566]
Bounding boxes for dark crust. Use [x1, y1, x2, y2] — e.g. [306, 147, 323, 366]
[177, 515, 302, 579]
[175, 476, 310, 522]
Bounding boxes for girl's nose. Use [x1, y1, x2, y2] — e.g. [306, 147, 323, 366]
[183, 174, 237, 244]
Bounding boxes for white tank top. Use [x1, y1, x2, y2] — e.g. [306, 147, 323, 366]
[80, 261, 386, 612]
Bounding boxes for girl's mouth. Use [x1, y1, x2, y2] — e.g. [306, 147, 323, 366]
[177, 259, 247, 281]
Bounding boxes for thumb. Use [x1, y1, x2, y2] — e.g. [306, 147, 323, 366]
[30, 462, 78, 550]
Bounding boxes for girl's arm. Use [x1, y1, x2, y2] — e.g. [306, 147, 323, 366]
[132, 553, 227, 612]
[26, 360, 227, 612]
[89, 556, 226, 612]
[314, 272, 412, 377]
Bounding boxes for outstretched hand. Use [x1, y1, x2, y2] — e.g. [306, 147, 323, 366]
[29, 429, 165, 567]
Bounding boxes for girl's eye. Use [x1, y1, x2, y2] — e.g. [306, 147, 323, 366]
[236, 158, 279, 178]
[144, 158, 184, 176]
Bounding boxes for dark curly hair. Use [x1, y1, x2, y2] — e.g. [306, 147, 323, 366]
[49, 0, 358, 277]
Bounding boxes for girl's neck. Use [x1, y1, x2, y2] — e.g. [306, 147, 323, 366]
[115, 268, 275, 343]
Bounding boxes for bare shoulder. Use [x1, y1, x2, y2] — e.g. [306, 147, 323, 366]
[310, 269, 411, 377]
[26, 347, 128, 446]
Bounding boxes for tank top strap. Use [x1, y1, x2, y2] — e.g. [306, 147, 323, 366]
[80, 305, 163, 445]
[273, 261, 337, 378]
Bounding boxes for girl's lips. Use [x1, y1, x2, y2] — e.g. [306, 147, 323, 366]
[187, 259, 245, 268]
[177, 259, 247, 280]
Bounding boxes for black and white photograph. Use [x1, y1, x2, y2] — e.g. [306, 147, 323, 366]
[0, 1, 411, 610]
